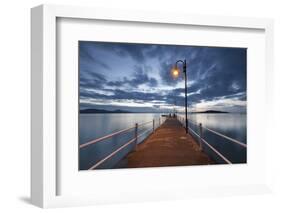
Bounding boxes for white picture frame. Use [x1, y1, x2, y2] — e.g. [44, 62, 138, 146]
[31, 4, 274, 208]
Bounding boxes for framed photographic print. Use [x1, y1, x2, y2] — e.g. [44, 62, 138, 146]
[31, 4, 274, 208]
[78, 41, 246, 170]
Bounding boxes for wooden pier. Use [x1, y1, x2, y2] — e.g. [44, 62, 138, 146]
[126, 118, 213, 168]
[81, 115, 246, 169]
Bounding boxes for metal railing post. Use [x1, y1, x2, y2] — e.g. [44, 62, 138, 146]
[134, 123, 138, 151]
[186, 119, 189, 133]
[153, 119, 155, 132]
[199, 123, 203, 151]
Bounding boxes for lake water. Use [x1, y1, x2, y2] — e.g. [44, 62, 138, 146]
[79, 113, 246, 170]
[79, 113, 163, 170]
[180, 113, 246, 164]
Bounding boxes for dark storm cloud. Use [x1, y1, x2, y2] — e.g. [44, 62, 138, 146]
[79, 70, 107, 89]
[108, 65, 158, 88]
[80, 88, 163, 102]
[79, 42, 112, 70]
[79, 65, 159, 102]
[114, 89, 161, 101]
[168, 47, 246, 105]
[79, 41, 247, 112]
[150, 47, 247, 108]
[82, 41, 152, 63]
[157, 47, 210, 86]
[80, 89, 108, 100]
[110, 43, 147, 63]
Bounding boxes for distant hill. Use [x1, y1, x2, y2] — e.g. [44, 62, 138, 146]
[194, 110, 229, 114]
[80, 108, 131, 114]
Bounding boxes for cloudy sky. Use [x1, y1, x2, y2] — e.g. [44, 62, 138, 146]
[79, 41, 246, 113]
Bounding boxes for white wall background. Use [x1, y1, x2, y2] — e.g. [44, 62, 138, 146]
[0, 0, 280, 212]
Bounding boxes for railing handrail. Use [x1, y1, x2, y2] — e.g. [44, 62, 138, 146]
[201, 137, 232, 164]
[79, 126, 135, 149]
[137, 128, 153, 139]
[188, 127, 232, 164]
[177, 115, 246, 148]
[80, 119, 156, 149]
[138, 120, 153, 127]
[203, 126, 246, 148]
[86, 117, 163, 169]
[89, 137, 136, 170]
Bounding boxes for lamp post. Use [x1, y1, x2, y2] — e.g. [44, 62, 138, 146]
[172, 59, 188, 133]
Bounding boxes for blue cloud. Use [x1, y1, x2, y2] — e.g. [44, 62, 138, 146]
[107, 65, 158, 88]
[79, 41, 247, 112]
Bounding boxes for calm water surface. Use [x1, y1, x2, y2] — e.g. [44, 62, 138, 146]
[184, 113, 246, 164]
[79, 113, 246, 170]
[79, 113, 162, 170]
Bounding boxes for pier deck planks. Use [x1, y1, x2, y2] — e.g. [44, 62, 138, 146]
[127, 118, 213, 168]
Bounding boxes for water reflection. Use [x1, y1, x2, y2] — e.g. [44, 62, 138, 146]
[79, 113, 247, 170]
[184, 113, 247, 164]
[187, 113, 246, 143]
[79, 113, 162, 170]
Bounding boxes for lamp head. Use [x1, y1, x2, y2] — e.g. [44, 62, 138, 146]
[171, 66, 180, 79]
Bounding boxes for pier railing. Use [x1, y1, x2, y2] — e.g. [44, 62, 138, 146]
[177, 115, 246, 164]
[80, 117, 165, 170]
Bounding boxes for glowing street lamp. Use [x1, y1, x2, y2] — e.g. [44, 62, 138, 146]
[172, 68, 180, 78]
[171, 59, 188, 133]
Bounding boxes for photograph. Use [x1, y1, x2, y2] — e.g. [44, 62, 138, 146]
[78, 41, 247, 170]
